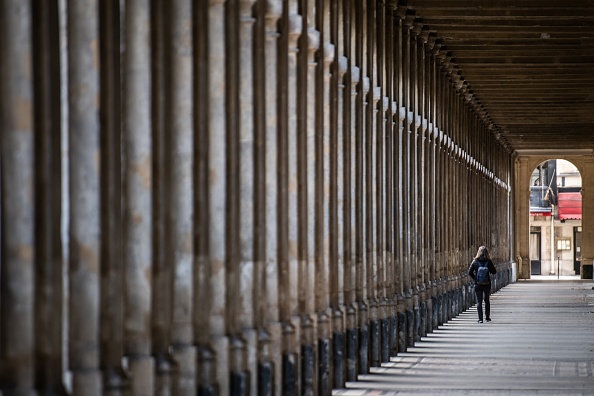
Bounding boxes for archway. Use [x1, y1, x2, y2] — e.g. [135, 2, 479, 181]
[528, 159, 582, 278]
[513, 152, 594, 280]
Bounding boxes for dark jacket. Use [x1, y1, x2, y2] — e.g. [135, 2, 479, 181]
[468, 259, 497, 288]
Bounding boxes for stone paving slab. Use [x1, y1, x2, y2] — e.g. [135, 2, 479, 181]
[333, 280, 594, 396]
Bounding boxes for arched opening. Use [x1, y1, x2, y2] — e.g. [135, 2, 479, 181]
[528, 159, 582, 279]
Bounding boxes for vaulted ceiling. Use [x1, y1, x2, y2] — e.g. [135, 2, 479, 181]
[405, 0, 594, 155]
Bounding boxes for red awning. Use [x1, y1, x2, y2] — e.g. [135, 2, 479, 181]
[530, 211, 552, 217]
[558, 192, 582, 220]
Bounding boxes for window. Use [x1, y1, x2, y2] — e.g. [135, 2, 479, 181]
[556, 239, 571, 251]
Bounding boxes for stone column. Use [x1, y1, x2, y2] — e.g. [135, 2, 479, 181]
[32, 0, 65, 392]
[429, 41, 440, 326]
[333, 54, 348, 389]
[384, 4, 398, 360]
[402, 12, 415, 349]
[340, 7, 356, 378]
[410, 21, 422, 343]
[514, 156, 531, 279]
[579, 157, 594, 275]
[0, 1, 36, 393]
[237, 1, 257, 395]
[369, 86, 381, 367]
[99, 1, 126, 392]
[434, 57, 444, 326]
[317, 38, 335, 396]
[301, 27, 320, 396]
[425, 34, 436, 335]
[280, 9, 302, 393]
[167, 1, 195, 395]
[346, 65, 360, 382]
[380, 95, 391, 364]
[358, 76, 371, 373]
[264, 2, 282, 394]
[152, 0, 174, 392]
[373, 1, 389, 367]
[393, 6, 406, 354]
[226, 0, 251, 393]
[67, 0, 102, 392]
[123, 0, 154, 394]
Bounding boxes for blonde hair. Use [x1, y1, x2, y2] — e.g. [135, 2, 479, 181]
[474, 246, 490, 260]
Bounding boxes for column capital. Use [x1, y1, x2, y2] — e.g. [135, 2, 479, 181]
[399, 106, 406, 122]
[427, 122, 434, 139]
[351, 66, 360, 86]
[338, 56, 348, 80]
[412, 22, 423, 37]
[432, 126, 439, 142]
[431, 41, 442, 56]
[383, 96, 390, 112]
[419, 32, 430, 46]
[403, 12, 415, 29]
[425, 33, 436, 52]
[323, 42, 335, 67]
[406, 111, 414, 126]
[372, 86, 381, 105]
[363, 77, 370, 95]
[288, 14, 303, 49]
[307, 28, 320, 55]
[239, 0, 257, 17]
[265, 0, 282, 29]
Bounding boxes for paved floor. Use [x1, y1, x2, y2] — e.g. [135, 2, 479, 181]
[334, 280, 594, 395]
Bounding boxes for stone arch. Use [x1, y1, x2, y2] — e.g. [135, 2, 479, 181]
[513, 153, 594, 279]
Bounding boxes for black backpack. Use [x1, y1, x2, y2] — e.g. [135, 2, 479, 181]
[475, 260, 490, 285]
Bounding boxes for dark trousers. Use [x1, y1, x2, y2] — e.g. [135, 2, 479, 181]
[475, 285, 491, 321]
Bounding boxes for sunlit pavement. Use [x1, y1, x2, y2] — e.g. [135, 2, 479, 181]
[334, 280, 594, 395]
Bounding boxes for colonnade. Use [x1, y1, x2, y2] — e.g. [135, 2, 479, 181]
[0, 0, 513, 395]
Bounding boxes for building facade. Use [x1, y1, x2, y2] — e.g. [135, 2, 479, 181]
[529, 160, 584, 276]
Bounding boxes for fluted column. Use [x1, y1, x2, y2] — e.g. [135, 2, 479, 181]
[123, 0, 154, 393]
[0, 1, 36, 393]
[67, 0, 102, 392]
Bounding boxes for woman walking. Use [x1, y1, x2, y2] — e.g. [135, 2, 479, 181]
[468, 246, 497, 323]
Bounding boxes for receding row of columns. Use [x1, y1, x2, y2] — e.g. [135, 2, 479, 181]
[0, 0, 513, 395]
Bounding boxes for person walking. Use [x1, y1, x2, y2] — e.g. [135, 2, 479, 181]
[468, 246, 497, 323]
